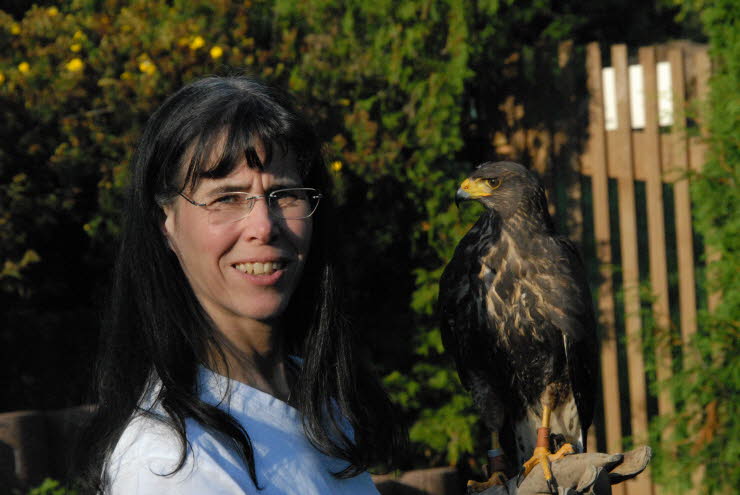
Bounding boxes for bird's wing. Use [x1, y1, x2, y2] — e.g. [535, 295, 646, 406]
[541, 237, 599, 436]
[438, 216, 494, 393]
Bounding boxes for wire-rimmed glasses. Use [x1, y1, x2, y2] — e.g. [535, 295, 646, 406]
[178, 188, 322, 225]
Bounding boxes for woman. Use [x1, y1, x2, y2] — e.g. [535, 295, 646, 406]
[74, 76, 406, 493]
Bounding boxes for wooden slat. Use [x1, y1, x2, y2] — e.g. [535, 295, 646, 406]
[668, 48, 699, 366]
[639, 46, 675, 431]
[584, 45, 624, 478]
[610, 44, 653, 495]
[632, 132, 650, 182]
[689, 48, 721, 314]
[675, 46, 708, 495]
[689, 48, 711, 175]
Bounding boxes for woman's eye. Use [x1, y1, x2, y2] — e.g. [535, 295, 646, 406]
[213, 194, 247, 205]
[274, 192, 300, 206]
[488, 178, 502, 189]
[215, 194, 237, 203]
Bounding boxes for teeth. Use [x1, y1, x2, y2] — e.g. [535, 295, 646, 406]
[235, 261, 283, 275]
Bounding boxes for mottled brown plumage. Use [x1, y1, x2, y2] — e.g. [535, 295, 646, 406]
[439, 161, 598, 472]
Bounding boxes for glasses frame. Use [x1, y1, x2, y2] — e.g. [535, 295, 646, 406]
[177, 187, 323, 222]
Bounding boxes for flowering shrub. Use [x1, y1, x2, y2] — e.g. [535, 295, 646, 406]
[0, 0, 292, 412]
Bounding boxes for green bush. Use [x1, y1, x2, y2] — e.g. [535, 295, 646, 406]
[649, 1, 740, 493]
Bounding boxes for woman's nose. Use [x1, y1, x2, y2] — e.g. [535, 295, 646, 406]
[240, 197, 276, 243]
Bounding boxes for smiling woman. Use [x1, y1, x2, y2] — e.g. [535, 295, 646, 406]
[72, 76, 406, 494]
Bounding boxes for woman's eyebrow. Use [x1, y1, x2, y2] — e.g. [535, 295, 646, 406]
[204, 180, 302, 196]
[206, 184, 251, 195]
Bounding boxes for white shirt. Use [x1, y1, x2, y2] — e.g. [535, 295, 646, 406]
[107, 366, 379, 494]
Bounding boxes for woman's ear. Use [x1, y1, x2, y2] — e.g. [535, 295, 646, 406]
[161, 203, 176, 252]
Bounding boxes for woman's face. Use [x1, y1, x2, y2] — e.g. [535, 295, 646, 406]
[162, 142, 312, 329]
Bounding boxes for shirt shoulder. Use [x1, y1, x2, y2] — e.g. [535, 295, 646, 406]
[107, 372, 379, 495]
[107, 413, 255, 495]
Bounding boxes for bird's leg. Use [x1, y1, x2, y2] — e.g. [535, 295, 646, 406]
[518, 390, 576, 492]
[466, 432, 508, 493]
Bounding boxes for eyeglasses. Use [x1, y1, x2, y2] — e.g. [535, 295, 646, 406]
[178, 187, 322, 224]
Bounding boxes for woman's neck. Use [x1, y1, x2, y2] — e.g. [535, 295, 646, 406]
[207, 318, 294, 403]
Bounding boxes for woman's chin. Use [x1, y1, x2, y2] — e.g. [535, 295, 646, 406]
[236, 298, 291, 323]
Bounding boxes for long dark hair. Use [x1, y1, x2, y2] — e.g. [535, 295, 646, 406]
[73, 76, 406, 493]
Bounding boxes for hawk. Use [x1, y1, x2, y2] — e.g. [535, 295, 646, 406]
[439, 161, 598, 492]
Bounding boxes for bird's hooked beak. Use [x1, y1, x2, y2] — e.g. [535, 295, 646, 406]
[455, 178, 489, 207]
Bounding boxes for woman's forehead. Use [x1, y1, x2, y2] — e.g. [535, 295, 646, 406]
[189, 149, 301, 193]
[181, 133, 300, 190]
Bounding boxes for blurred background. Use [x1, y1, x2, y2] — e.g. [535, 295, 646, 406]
[0, 1, 736, 494]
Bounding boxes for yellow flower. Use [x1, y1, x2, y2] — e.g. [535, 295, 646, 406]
[66, 58, 84, 72]
[338, 98, 351, 107]
[120, 71, 133, 80]
[210, 45, 223, 60]
[18, 62, 30, 74]
[47, 6, 59, 16]
[10, 23, 21, 35]
[139, 59, 156, 75]
[73, 30, 85, 40]
[189, 36, 205, 51]
[70, 43, 82, 53]
[331, 160, 343, 172]
[0, 72, 5, 85]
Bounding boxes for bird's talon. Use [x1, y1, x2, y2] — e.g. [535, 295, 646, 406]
[551, 442, 575, 459]
[466, 471, 507, 493]
[515, 471, 524, 487]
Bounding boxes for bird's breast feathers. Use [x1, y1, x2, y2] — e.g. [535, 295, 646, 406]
[476, 231, 559, 341]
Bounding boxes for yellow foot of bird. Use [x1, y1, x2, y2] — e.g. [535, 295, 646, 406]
[518, 443, 575, 492]
[467, 471, 507, 493]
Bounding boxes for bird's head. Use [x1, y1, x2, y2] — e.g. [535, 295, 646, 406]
[455, 161, 543, 219]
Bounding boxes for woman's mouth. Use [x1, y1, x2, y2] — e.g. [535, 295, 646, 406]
[233, 261, 284, 276]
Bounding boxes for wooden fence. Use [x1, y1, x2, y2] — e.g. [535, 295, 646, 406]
[579, 42, 713, 495]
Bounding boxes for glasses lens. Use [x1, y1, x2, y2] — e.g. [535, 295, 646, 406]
[203, 189, 321, 224]
[207, 193, 256, 224]
[270, 188, 320, 219]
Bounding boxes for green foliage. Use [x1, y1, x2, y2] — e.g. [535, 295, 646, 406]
[0, 0, 295, 410]
[647, 0, 740, 493]
[26, 478, 77, 495]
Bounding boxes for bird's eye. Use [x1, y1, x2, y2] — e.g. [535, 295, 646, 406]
[487, 178, 502, 190]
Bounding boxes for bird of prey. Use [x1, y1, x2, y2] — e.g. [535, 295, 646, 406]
[439, 161, 598, 493]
